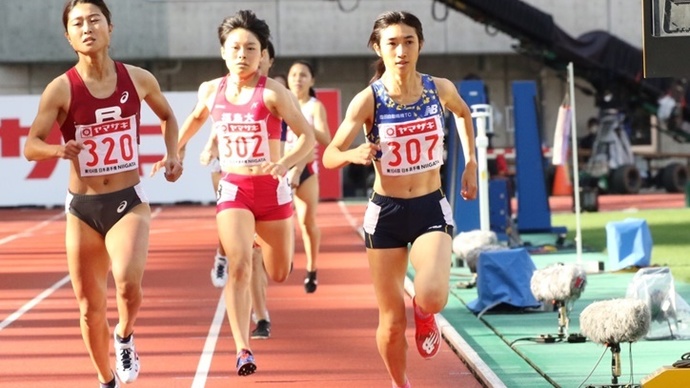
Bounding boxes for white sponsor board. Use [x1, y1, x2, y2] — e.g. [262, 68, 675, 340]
[0, 92, 215, 207]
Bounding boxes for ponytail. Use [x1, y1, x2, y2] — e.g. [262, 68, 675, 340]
[369, 58, 385, 84]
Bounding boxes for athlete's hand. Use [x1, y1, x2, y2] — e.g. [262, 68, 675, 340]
[59, 140, 84, 160]
[150, 156, 183, 181]
[261, 161, 288, 180]
[351, 143, 380, 166]
[199, 146, 217, 166]
[286, 167, 301, 189]
[162, 156, 183, 182]
[460, 160, 478, 200]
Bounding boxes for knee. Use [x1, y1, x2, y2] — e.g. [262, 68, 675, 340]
[268, 267, 289, 283]
[115, 280, 142, 301]
[228, 256, 252, 285]
[303, 221, 320, 237]
[77, 296, 108, 324]
[377, 315, 407, 343]
[416, 291, 448, 314]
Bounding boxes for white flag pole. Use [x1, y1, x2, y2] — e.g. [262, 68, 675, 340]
[568, 62, 583, 264]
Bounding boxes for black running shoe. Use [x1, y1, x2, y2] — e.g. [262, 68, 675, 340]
[251, 319, 271, 339]
[304, 270, 317, 293]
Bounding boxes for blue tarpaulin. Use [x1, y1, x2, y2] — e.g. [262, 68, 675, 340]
[467, 248, 541, 317]
[606, 218, 653, 271]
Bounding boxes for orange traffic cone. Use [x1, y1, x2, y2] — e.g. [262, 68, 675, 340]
[552, 164, 573, 196]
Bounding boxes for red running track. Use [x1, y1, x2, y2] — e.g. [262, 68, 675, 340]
[0, 203, 482, 388]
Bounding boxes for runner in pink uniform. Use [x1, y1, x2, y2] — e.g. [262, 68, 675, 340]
[160, 10, 315, 376]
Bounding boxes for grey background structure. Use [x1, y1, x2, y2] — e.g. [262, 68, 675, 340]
[2, 0, 681, 154]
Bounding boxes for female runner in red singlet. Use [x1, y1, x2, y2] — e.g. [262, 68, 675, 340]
[24, 1, 182, 387]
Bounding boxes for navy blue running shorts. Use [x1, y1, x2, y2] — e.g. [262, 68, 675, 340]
[362, 189, 454, 249]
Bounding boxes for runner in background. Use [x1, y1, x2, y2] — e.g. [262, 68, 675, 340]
[23, 1, 183, 387]
[157, 10, 315, 376]
[273, 74, 287, 87]
[284, 60, 332, 293]
[322, 11, 477, 388]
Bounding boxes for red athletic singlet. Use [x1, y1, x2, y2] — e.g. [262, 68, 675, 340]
[210, 75, 282, 169]
[61, 62, 141, 177]
[61, 61, 141, 142]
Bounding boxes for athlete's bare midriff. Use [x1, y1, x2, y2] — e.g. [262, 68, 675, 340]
[67, 164, 140, 195]
[371, 165, 442, 198]
[220, 139, 284, 176]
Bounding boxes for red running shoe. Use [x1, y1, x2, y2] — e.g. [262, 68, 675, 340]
[413, 298, 440, 359]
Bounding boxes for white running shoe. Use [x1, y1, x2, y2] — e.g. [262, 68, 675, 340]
[114, 324, 140, 384]
[211, 254, 228, 288]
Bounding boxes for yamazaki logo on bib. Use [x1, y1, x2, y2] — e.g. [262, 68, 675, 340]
[385, 117, 438, 138]
[224, 123, 262, 133]
[76, 115, 139, 177]
[79, 119, 132, 138]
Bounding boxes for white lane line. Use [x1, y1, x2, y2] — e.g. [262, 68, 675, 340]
[0, 206, 164, 331]
[337, 201, 364, 240]
[191, 293, 226, 388]
[0, 275, 71, 332]
[0, 211, 65, 246]
[337, 200, 506, 388]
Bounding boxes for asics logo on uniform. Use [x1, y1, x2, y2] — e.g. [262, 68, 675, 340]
[428, 225, 443, 230]
[422, 330, 439, 354]
[120, 92, 129, 103]
[117, 201, 128, 213]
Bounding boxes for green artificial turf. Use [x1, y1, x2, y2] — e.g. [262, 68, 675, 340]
[552, 208, 690, 283]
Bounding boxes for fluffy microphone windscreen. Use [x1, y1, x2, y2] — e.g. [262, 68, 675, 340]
[530, 263, 587, 302]
[579, 298, 651, 344]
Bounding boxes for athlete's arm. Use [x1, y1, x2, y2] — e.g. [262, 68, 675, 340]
[435, 76, 477, 200]
[24, 77, 78, 161]
[129, 65, 182, 181]
[266, 78, 316, 174]
[178, 81, 215, 156]
[322, 87, 378, 169]
[312, 100, 332, 147]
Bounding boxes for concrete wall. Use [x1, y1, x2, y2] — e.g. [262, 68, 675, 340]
[0, 0, 642, 61]
[0, 0, 651, 149]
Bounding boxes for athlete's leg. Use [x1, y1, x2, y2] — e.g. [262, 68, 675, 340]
[65, 214, 113, 384]
[249, 245, 269, 321]
[255, 218, 294, 283]
[107, 203, 151, 339]
[408, 232, 451, 314]
[292, 174, 320, 273]
[210, 171, 226, 257]
[366, 247, 410, 387]
[217, 208, 256, 352]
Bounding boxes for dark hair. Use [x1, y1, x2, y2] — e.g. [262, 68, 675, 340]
[62, 0, 112, 31]
[587, 117, 599, 127]
[289, 60, 317, 97]
[217, 10, 271, 51]
[367, 11, 424, 84]
[266, 40, 275, 60]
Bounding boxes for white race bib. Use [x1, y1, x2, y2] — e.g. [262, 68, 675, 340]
[75, 116, 139, 177]
[215, 121, 270, 168]
[378, 116, 444, 176]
